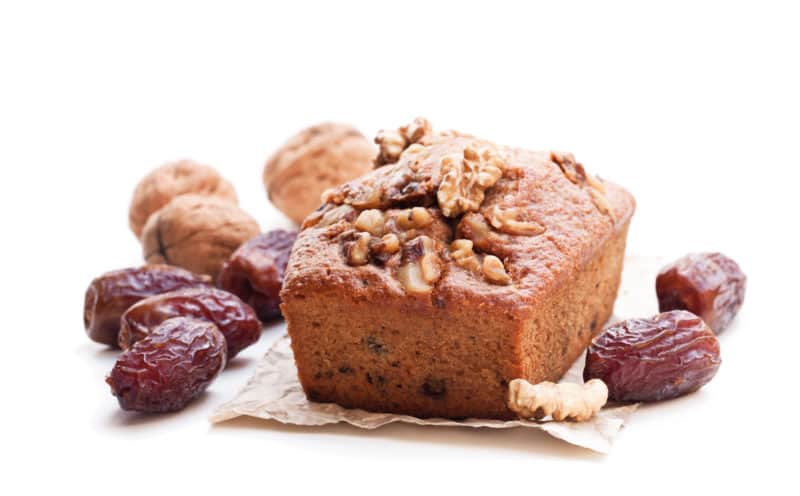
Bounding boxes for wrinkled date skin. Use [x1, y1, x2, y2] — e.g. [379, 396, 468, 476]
[83, 265, 212, 346]
[584, 310, 721, 402]
[118, 287, 261, 358]
[107, 317, 227, 413]
[656, 252, 746, 334]
[217, 229, 297, 321]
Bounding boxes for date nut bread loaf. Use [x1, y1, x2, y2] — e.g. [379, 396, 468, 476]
[282, 118, 635, 419]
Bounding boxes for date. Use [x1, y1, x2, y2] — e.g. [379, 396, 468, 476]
[118, 287, 261, 358]
[217, 230, 297, 321]
[656, 252, 746, 334]
[83, 265, 211, 346]
[107, 317, 227, 413]
[584, 310, 721, 402]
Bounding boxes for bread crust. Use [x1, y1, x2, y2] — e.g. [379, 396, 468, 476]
[282, 128, 634, 419]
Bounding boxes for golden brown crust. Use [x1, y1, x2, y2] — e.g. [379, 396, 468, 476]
[282, 120, 635, 419]
[263, 123, 376, 225]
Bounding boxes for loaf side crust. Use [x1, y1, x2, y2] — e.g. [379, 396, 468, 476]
[284, 217, 630, 419]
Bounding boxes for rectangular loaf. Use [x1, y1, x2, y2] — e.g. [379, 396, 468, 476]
[281, 123, 635, 419]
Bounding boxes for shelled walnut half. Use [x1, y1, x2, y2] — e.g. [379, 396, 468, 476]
[508, 378, 608, 422]
[437, 146, 506, 217]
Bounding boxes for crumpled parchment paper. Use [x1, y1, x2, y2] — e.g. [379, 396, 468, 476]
[211, 256, 661, 453]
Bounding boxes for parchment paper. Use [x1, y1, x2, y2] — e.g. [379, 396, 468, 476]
[211, 256, 662, 453]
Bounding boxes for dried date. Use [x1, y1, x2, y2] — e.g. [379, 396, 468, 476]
[217, 229, 297, 321]
[584, 310, 721, 402]
[656, 252, 746, 334]
[107, 317, 227, 413]
[83, 265, 211, 346]
[118, 287, 261, 358]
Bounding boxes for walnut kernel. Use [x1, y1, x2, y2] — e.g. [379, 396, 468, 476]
[589, 188, 614, 218]
[355, 209, 385, 236]
[129, 160, 237, 239]
[371, 233, 400, 256]
[551, 151, 581, 184]
[437, 146, 505, 217]
[396, 207, 433, 230]
[403, 117, 433, 143]
[585, 173, 606, 194]
[550, 151, 613, 220]
[141, 195, 260, 279]
[374, 130, 406, 166]
[375, 117, 433, 166]
[450, 239, 481, 273]
[344, 232, 371, 266]
[456, 213, 511, 258]
[485, 205, 545, 236]
[343, 185, 382, 210]
[482, 255, 511, 285]
[303, 204, 358, 230]
[507, 378, 608, 421]
[397, 236, 442, 294]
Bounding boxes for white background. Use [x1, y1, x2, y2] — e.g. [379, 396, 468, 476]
[1, 1, 797, 494]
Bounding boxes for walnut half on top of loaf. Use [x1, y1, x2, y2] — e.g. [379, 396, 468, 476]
[282, 118, 635, 420]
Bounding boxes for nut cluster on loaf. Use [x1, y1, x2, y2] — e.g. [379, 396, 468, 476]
[301, 118, 614, 294]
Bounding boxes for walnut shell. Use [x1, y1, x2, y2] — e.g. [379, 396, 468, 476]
[263, 123, 376, 225]
[129, 160, 238, 238]
[141, 195, 260, 279]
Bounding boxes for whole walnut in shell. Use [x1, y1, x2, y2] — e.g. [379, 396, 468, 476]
[129, 159, 238, 238]
[141, 195, 260, 279]
[263, 123, 376, 225]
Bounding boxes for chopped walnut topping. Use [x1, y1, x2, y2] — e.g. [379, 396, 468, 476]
[344, 232, 371, 266]
[450, 239, 481, 273]
[321, 128, 609, 290]
[456, 212, 512, 258]
[485, 205, 545, 236]
[550, 151, 614, 220]
[397, 235, 442, 294]
[368, 233, 400, 266]
[374, 233, 400, 254]
[400, 228, 418, 241]
[375, 117, 433, 166]
[319, 187, 341, 205]
[437, 145, 506, 217]
[403, 117, 432, 144]
[396, 207, 433, 230]
[585, 174, 614, 219]
[404, 143, 426, 156]
[585, 173, 606, 194]
[355, 209, 385, 236]
[482, 255, 511, 285]
[458, 212, 491, 244]
[550, 151, 580, 184]
[589, 188, 613, 218]
[303, 204, 357, 229]
[344, 185, 381, 209]
[374, 130, 406, 166]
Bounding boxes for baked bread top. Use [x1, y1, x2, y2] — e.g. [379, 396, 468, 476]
[282, 119, 635, 314]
